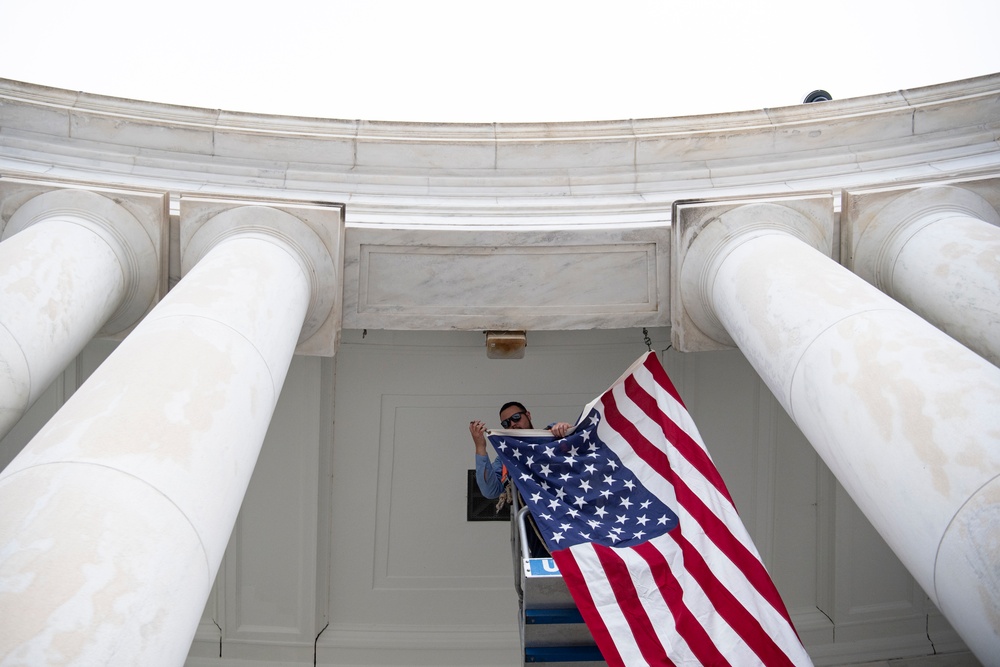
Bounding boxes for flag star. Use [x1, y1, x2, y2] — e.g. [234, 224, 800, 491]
[620, 497, 633, 509]
[543, 446, 556, 457]
[539, 464, 551, 476]
[616, 514, 628, 524]
[566, 508, 580, 518]
[579, 480, 592, 492]
[584, 464, 597, 475]
[560, 523, 572, 531]
[525, 456, 534, 466]
[640, 500, 652, 509]
[540, 513, 553, 521]
[636, 514, 649, 525]
[607, 459, 619, 471]
[520, 472, 532, 482]
[587, 519, 601, 529]
[623, 479, 635, 491]
[559, 472, 572, 482]
[548, 499, 560, 511]
[657, 515, 669, 525]
[540, 481, 551, 490]
[530, 492, 543, 503]
[573, 496, 587, 508]
[496, 441, 508, 451]
[607, 531, 620, 543]
[563, 455, 577, 466]
[632, 530, 646, 540]
[603, 475, 615, 486]
[580, 532, 591, 540]
[512, 450, 522, 460]
[599, 489, 612, 499]
[594, 506, 608, 518]
[589, 415, 599, 426]
[587, 441, 598, 452]
[612, 526, 624, 535]
[550, 532, 565, 544]
[555, 488, 567, 500]
[567, 446, 579, 456]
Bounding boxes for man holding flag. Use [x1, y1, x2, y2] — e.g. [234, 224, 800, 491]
[469, 401, 573, 500]
[485, 352, 812, 667]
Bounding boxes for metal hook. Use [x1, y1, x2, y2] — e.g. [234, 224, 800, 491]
[642, 328, 652, 352]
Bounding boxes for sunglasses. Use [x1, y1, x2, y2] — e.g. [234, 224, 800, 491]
[500, 412, 526, 428]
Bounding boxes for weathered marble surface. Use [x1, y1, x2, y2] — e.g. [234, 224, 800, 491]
[342, 224, 670, 330]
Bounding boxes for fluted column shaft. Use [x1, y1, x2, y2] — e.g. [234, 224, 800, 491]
[852, 186, 1000, 366]
[0, 227, 312, 664]
[0, 189, 158, 440]
[679, 204, 1000, 664]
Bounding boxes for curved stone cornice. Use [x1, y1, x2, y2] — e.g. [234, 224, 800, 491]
[1, 75, 999, 224]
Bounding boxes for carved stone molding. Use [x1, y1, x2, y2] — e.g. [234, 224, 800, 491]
[843, 174, 1000, 284]
[671, 193, 836, 352]
[0, 174, 168, 336]
[179, 195, 344, 356]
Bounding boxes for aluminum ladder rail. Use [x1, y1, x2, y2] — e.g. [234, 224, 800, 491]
[512, 494, 605, 666]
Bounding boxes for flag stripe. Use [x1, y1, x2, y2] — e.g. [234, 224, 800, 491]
[609, 370, 774, 582]
[642, 534, 766, 666]
[641, 352, 685, 408]
[669, 529, 797, 666]
[607, 377, 749, 553]
[553, 548, 626, 667]
[601, 401, 795, 659]
[625, 372, 734, 505]
[592, 544, 673, 667]
[602, 381, 796, 628]
[637, 365, 799, 629]
[633, 540, 731, 666]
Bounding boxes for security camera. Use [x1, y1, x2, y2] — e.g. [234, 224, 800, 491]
[803, 90, 832, 103]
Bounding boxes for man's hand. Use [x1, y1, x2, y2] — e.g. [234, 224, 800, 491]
[550, 422, 573, 438]
[469, 420, 488, 455]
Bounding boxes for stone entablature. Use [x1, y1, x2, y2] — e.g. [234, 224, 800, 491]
[1, 76, 999, 225]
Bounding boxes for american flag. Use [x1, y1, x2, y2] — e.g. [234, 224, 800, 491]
[488, 352, 812, 666]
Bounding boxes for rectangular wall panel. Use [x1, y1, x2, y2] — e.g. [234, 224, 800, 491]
[342, 226, 669, 330]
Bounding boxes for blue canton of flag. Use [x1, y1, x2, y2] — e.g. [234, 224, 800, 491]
[489, 409, 679, 551]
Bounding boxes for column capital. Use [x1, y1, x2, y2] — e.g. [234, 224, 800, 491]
[671, 194, 836, 352]
[178, 195, 344, 356]
[0, 175, 167, 336]
[843, 176, 1000, 289]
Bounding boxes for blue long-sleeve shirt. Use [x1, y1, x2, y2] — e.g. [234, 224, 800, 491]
[474, 453, 505, 499]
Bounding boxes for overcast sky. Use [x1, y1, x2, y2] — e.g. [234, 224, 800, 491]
[1, 0, 998, 123]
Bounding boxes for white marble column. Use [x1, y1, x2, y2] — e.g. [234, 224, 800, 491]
[848, 184, 1000, 366]
[0, 188, 161, 439]
[0, 205, 338, 665]
[674, 200, 1000, 665]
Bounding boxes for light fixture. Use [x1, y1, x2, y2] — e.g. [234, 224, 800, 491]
[485, 330, 526, 359]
